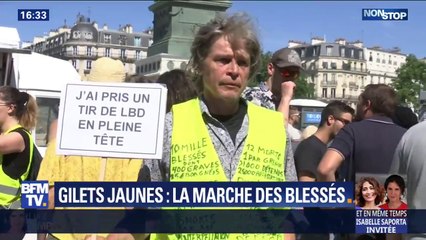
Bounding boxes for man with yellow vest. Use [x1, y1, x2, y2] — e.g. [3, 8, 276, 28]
[127, 13, 297, 240]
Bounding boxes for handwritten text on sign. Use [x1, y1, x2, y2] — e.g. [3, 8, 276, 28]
[57, 82, 167, 159]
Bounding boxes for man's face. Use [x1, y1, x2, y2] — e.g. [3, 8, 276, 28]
[330, 112, 353, 137]
[270, 65, 300, 97]
[290, 111, 301, 125]
[201, 36, 250, 102]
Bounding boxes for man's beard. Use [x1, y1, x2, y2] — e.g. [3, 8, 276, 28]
[354, 106, 365, 122]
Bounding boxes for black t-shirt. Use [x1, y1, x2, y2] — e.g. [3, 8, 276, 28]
[294, 135, 326, 180]
[2, 128, 31, 180]
[210, 100, 247, 145]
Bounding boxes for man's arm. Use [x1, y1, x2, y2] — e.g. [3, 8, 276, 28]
[284, 134, 297, 181]
[277, 81, 296, 126]
[139, 112, 173, 182]
[317, 125, 354, 181]
[299, 174, 315, 182]
[283, 132, 298, 240]
[317, 149, 344, 182]
[48, 119, 58, 143]
[389, 137, 406, 175]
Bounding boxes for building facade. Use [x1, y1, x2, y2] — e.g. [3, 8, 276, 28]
[290, 37, 407, 107]
[290, 38, 368, 107]
[136, 53, 189, 76]
[364, 46, 406, 85]
[24, 15, 153, 80]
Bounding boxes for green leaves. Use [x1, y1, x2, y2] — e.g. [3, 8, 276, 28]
[249, 51, 272, 87]
[294, 72, 315, 99]
[392, 55, 426, 109]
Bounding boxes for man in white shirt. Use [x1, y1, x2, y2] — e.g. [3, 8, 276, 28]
[288, 106, 302, 149]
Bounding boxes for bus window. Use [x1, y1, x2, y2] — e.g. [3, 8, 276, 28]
[35, 97, 59, 147]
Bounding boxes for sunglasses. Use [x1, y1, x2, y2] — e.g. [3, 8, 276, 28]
[278, 69, 300, 79]
[334, 116, 351, 125]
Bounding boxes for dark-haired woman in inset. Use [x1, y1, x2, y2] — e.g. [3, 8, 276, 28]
[355, 177, 385, 210]
[379, 174, 408, 210]
[0, 86, 38, 208]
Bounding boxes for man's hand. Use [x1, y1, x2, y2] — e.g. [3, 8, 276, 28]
[281, 80, 296, 101]
[277, 81, 296, 126]
[48, 186, 55, 209]
[317, 149, 343, 182]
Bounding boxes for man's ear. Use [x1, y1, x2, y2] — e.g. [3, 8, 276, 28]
[365, 100, 372, 110]
[267, 63, 274, 76]
[327, 115, 334, 126]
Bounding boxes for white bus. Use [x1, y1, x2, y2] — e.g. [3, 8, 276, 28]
[290, 99, 327, 130]
[1, 27, 81, 156]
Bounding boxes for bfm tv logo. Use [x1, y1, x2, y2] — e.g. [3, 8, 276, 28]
[21, 181, 48, 209]
[362, 9, 408, 21]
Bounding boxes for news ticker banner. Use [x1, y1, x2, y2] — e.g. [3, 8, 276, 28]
[20, 181, 411, 234]
[46, 182, 353, 208]
[1, 209, 355, 234]
[4, 209, 426, 234]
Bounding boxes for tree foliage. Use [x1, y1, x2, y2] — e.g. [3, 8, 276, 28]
[248, 51, 272, 87]
[392, 54, 426, 109]
[295, 72, 315, 99]
[249, 51, 315, 99]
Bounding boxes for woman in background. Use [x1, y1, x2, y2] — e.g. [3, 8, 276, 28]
[355, 177, 385, 210]
[379, 174, 408, 210]
[0, 86, 38, 209]
[156, 69, 198, 112]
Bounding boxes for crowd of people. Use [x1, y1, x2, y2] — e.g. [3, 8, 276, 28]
[0, 11, 424, 240]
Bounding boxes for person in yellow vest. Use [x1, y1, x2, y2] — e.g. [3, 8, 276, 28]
[0, 86, 38, 209]
[36, 57, 143, 240]
[108, 13, 296, 240]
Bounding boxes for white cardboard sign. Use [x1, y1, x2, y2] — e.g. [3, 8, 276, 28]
[56, 82, 167, 159]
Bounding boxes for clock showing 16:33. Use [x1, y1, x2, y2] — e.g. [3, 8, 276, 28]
[18, 9, 50, 21]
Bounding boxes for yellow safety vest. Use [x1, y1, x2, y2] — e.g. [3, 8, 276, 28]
[0, 125, 34, 207]
[151, 99, 287, 240]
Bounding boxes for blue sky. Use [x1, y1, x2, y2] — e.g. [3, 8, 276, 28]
[1, 1, 425, 58]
